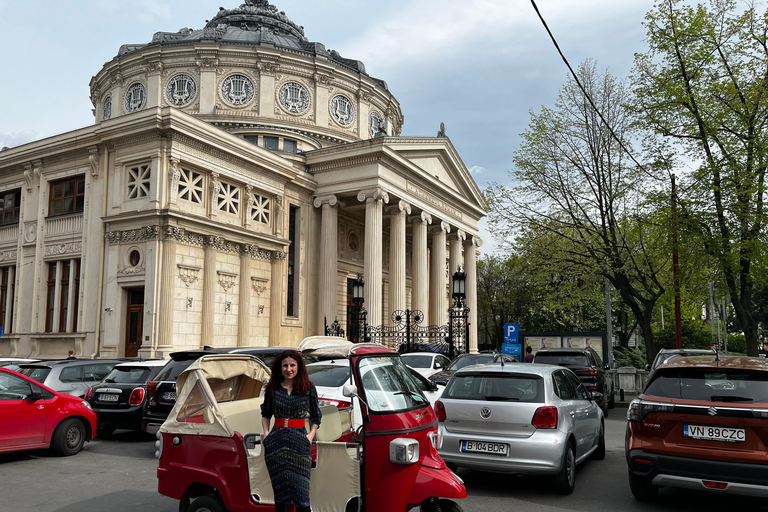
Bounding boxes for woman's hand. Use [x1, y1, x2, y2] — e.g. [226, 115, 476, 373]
[306, 433, 314, 443]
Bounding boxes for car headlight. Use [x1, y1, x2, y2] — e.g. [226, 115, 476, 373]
[389, 438, 419, 464]
[80, 400, 92, 410]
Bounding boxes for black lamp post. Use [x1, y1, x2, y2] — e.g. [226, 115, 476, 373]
[349, 274, 368, 343]
[447, 267, 469, 359]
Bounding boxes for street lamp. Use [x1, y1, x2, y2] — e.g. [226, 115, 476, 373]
[452, 268, 466, 303]
[352, 274, 365, 303]
[448, 267, 469, 359]
[349, 274, 367, 343]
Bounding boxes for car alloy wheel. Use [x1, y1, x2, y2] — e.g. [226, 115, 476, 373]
[553, 443, 576, 494]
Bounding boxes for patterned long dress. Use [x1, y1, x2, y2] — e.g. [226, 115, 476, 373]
[261, 385, 322, 507]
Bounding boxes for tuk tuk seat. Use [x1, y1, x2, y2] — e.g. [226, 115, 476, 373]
[218, 397, 265, 435]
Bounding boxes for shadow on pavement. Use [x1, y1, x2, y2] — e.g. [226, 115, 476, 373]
[52, 490, 175, 512]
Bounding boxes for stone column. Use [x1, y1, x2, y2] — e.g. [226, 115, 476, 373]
[448, 229, 466, 275]
[411, 212, 432, 320]
[4, 265, 13, 333]
[52, 261, 62, 332]
[201, 236, 218, 347]
[159, 229, 178, 349]
[429, 222, 450, 326]
[358, 188, 389, 327]
[269, 251, 286, 346]
[66, 258, 77, 332]
[238, 248, 251, 347]
[388, 201, 410, 322]
[313, 195, 341, 327]
[465, 236, 482, 354]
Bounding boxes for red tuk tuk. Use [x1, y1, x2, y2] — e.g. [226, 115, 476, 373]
[156, 341, 466, 512]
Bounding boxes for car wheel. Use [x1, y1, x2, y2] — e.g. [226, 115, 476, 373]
[628, 470, 658, 501]
[188, 495, 226, 512]
[52, 418, 86, 456]
[608, 388, 615, 409]
[421, 498, 464, 512]
[552, 443, 576, 494]
[592, 422, 606, 460]
[97, 426, 116, 437]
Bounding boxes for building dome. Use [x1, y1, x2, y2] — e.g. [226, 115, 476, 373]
[91, 1, 402, 151]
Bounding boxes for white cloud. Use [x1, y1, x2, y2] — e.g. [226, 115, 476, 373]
[469, 165, 485, 175]
[0, 131, 38, 150]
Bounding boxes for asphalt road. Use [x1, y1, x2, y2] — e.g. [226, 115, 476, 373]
[1, 406, 767, 512]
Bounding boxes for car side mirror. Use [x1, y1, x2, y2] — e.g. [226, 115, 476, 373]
[427, 380, 438, 392]
[434, 362, 442, 370]
[590, 391, 603, 403]
[29, 390, 42, 401]
[342, 384, 358, 398]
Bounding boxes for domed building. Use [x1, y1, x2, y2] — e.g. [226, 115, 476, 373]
[0, 1, 485, 359]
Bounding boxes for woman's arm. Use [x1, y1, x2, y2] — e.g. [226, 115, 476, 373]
[307, 386, 322, 442]
[261, 416, 271, 438]
[307, 423, 319, 442]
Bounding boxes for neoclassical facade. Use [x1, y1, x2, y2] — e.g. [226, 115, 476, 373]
[0, 1, 485, 359]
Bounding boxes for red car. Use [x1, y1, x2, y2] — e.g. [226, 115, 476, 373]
[0, 367, 97, 456]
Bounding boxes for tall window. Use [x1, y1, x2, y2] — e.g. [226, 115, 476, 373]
[286, 205, 299, 317]
[45, 259, 81, 333]
[0, 266, 14, 334]
[0, 189, 21, 225]
[49, 176, 85, 216]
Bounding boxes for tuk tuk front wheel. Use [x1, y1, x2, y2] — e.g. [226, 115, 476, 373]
[188, 495, 227, 512]
[420, 498, 464, 512]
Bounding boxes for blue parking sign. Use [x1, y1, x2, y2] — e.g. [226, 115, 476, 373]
[502, 343, 521, 356]
[504, 323, 519, 344]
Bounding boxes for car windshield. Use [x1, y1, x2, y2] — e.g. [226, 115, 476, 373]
[535, 353, 589, 367]
[154, 360, 192, 382]
[357, 356, 429, 412]
[103, 367, 151, 384]
[443, 373, 544, 402]
[653, 351, 713, 370]
[401, 355, 432, 369]
[307, 365, 350, 387]
[18, 367, 51, 383]
[447, 355, 493, 371]
[645, 368, 768, 402]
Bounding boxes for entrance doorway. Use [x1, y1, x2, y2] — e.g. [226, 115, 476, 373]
[346, 278, 355, 341]
[124, 288, 145, 358]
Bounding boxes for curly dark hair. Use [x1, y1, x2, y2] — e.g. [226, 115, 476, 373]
[264, 349, 311, 396]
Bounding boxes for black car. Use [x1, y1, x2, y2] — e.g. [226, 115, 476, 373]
[533, 347, 614, 412]
[428, 352, 518, 386]
[142, 346, 316, 434]
[85, 360, 167, 436]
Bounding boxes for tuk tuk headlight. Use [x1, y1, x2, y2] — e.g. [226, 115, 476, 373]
[389, 438, 419, 464]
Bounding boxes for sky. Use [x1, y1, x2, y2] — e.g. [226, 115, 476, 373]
[0, 0, 655, 253]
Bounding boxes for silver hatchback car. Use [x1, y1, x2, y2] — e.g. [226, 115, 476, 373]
[435, 363, 605, 494]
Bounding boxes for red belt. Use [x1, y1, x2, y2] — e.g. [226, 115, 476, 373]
[274, 418, 305, 427]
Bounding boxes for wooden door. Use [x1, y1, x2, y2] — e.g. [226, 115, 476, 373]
[124, 289, 144, 358]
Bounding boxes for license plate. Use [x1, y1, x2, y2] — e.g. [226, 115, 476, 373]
[684, 424, 745, 443]
[163, 391, 177, 401]
[98, 394, 119, 402]
[460, 440, 508, 455]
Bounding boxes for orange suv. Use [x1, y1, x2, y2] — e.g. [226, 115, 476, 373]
[626, 355, 768, 500]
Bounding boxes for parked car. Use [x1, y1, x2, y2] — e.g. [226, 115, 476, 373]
[626, 355, 768, 501]
[85, 360, 167, 436]
[534, 347, 614, 412]
[142, 346, 313, 434]
[400, 352, 451, 378]
[0, 358, 39, 372]
[647, 348, 716, 372]
[397, 342, 464, 358]
[306, 358, 445, 428]
[0, 367, 97, 456]
[17, 359, 128, 398]
[429, 352, 518, 386]
[435, 362, 605, 494]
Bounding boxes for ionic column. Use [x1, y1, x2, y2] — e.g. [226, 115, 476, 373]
[464, 236, 482, 354]
[238, 248, 251, 347]
[430, 221, 450, 326]
[411, 212, 432, 320]
[449, 229, 466, 275]
[388, 201, 411, 322]
[269, 251, 286, 346]
[314, 195, 342, 326]
[358, 188, 389, 327]
[159, 229, 178, 348]
[201, 236, 218, 347]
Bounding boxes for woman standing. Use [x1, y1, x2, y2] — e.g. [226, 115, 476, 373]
[261, 350, 322, 512]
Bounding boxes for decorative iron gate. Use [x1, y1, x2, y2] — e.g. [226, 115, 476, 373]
[366, 309, 468, 359]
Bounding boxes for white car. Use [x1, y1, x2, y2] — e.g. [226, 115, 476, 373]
[400, 352, 452, 378]
[307, 358, 445, 428]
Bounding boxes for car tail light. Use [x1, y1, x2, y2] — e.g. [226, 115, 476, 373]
[434, 400, 446, 422]
[532, 406, 558, 429]
[627, 398, 675, 422]
[703, 481, 728, 489]
[84, 387, 93, 401]
[129, 387, 145, 406]
[587, 385, 599, 390]
[146, 381, 158, 405]
[318, 398, 352, 409]
[575, 369, 599, 377]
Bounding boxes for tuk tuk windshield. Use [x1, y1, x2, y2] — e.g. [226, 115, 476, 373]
[357, 356, 430, 412]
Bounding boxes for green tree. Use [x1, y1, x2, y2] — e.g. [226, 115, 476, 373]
[633, 0, 768, 356]
[488, 61, 668, 364]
